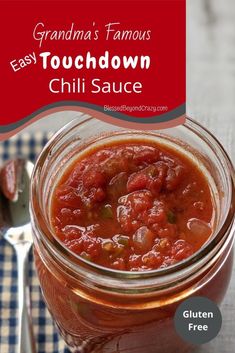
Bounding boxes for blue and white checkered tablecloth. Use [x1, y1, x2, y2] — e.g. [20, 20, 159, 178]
[0, 132, 70, 353]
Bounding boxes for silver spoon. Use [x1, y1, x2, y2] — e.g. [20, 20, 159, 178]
[0, 159, 36, 353]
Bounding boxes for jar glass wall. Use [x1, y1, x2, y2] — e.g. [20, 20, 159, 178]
[30, 116, 235, 353]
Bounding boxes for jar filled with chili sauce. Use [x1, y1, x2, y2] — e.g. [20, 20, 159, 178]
[30, 116, 235, 353]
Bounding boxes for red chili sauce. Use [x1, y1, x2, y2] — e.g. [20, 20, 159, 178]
[51, 141, 214, 271]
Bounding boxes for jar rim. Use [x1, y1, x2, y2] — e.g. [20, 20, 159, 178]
[30, 115, 235, 284]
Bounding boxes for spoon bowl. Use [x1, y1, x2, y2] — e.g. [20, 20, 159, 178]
[3, 160, 34, 242]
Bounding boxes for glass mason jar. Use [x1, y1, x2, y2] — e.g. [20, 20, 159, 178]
[30, 116, 235, 353]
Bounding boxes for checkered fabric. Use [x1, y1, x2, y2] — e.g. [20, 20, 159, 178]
[0, 132, 70, 353]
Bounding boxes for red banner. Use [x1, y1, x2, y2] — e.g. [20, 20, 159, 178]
[0, 0, 185, 138]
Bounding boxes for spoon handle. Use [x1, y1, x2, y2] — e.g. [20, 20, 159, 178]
[15, 242, 36, 353]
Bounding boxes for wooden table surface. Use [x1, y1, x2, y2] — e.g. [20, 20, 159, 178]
[20, 0, 235, 351]
[188, 1, 235, 352]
